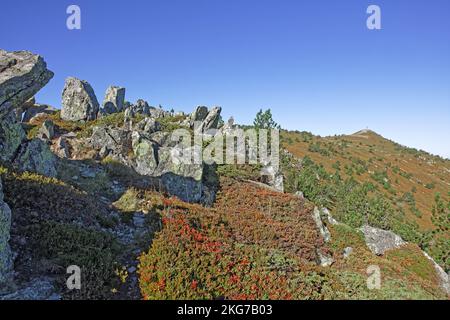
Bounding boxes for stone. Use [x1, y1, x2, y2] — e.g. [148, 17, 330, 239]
[131, 131, 158, 176]
[0, 110, 26, 162]
[149, 131, 173, 147]
[61, 77, 99, 122]
[317, 250, 334, 267]
[155, 146, 208, 203]
[130, 99, 150, 116]
[295, 191, 304, 199]
[102, 86, 125, 114]
[97, 101, 117, 118]
[136, 117, 161, 134]
[0, 277, 57, 300]
[312, 207, 331, 243]
[14, 139, 57, 177]
[343, 247, 353, 259]
[0, 178, 13, 288]
[321, 208, 339, 225]
[0, 50, 54, 119]
[260, 164, 284, 193]
[90, 126, 132, 157]
[359, 225, 406, 255]
[38, 119, 54, 140]
[22, 104, 57, 123]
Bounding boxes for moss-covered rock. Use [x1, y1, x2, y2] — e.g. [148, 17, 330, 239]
[13, 139, 57, 177]
[0, 111, 26, 162]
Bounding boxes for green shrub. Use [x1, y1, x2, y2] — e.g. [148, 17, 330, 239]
[28, 221, 122, 299]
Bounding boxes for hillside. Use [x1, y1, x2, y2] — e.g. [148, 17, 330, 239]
[0, 49, 449, 300]
[280, 129, 449, 274]
[282, 129, 450, 230]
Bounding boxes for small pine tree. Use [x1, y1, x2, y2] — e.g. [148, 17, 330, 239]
[431, 193, 449, 233]
[253, 109, 281, 129]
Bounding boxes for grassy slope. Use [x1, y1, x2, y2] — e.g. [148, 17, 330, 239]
[137, 177, 447, 299]
[281, 129, 450, 231]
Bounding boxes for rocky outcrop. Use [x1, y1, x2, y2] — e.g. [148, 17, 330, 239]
[128, 99, 150, 116]
[14, 139, 57, 177]
[359, 225, 406, 255]
[189, 106, 209, 127]
[61, 77, 99, 122]
[129, 131, 215, 204]
[149, 107, 170, 119]
[0, 50, 54, 119]
[156, 146, 215, 204]
[0, 177, 13, 289]
[260, 164, 284, 193]
[101, 86, 125, 115]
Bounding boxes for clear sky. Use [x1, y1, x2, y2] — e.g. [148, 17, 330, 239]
[1, 0, 449, 158]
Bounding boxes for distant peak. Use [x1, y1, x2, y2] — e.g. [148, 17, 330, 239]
[352, 129, 378, 136]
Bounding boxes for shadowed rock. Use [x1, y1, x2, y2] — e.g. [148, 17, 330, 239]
[14, 139, 57, 177]
[0, 110, 26, 162]
[0, 50, 54, 119]
[359, 225, 406, 255]
[22, 104, 57, 123]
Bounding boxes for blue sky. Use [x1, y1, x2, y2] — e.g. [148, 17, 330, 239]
[1, 0, 449, 158]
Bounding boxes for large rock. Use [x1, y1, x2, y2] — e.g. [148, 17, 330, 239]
[149, 107, 170, 119]
[90, 126, 132, 157]
[131, 131, 158, 176]
[194, 107, 222, 133]
[0, 50, 54, 119]
[130, 134, 215, 204]
[0, 177, 13, 288]
[155, 147, 210, 203]
[0, 110, 26, 162]
[359, 225, 406, 255]
[0, 277, 59, 300]
[14, 139, 57, 177]
[61, 77, 99, 122]
[102, 86, 125, 114]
